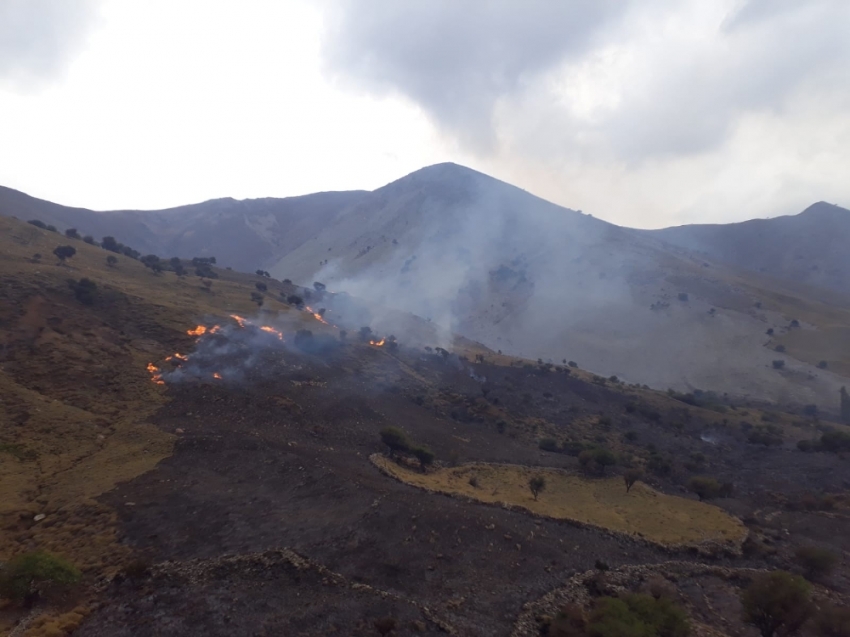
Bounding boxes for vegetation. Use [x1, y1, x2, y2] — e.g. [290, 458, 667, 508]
[587, 593, 690, 637]
[0, 551, 81, 606]
[624, 469, 643, 493]
[686, 476, 721, 501]
[529, 475, 546, 501]
[68, 277, 98, 305]
[64, 227, 80, 239]
[53, 244, 77, 263]
[842, 387, 850, 424]
[795, 546, 837, 581]
[813, 604, 850, 637]
[579, 447, 618, 475]
[106, 255, 118, 267]
[412, 446, 435, 471]
[741, 571, 813, 637]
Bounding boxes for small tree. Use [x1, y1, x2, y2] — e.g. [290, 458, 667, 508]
[380, 427, 410, 455]
[250, 291, 264, 306]
[287, 294, 303, 307]
[53, 245, 76, 263]
[593, 448, 617, 474]
[83, 235, 96, 245]
[106, 255, 118, 267]
[624, 468, 643, 493]
[412, 446, 435, 471]
[101, 236, 121, 253]
[529, 475, 546, 501]
[795, 546, 837, 581]
[741, 571, 813, 637]
[687, 476, 721, 502]
[0, 551, 81, 607]
[64, 228, 80, 239]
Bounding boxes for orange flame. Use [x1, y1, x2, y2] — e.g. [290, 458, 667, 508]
[260, 325, 284, 340]
[304, 306, 328, 325]
[210, 325, 221, 334]
[230, 314, 248, 328]
[187, 326, 207, 337]
[369, 338, 386, 347]
[147, 362, 165, 385]
[213, 372, 222, 380]
[165, 353, 188, 362]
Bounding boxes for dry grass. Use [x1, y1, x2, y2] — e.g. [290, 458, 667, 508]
[374, 456, 747, 548]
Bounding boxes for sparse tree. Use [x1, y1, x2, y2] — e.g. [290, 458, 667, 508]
[687, 476, 721, 502]
[529, 475, 546, 501]
[141, 254, 162, 273]
[64, 228, 80, 239]
[624, 469, 643, 493]
[106, 255, 118, 267]
[53, 245, 76, 263]
[741, 571, 813, 637]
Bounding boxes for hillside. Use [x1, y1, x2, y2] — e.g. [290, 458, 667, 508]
[2, 166, 850, 410]
[1, 214, 849, 636]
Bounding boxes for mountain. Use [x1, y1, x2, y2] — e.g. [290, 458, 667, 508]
[648, 201, 850, 294]
[2, 164, 849, 409]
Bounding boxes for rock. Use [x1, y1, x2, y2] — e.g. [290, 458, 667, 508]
[175, 428, 184, 434]
[33, 513, 46, 522]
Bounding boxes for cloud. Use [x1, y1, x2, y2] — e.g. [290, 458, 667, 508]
[0, 0, 101, 88]
[322, 0, 850, 166]
[321, 0, 632, 150]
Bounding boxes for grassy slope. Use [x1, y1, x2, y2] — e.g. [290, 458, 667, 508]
[373, 456, 746, 548]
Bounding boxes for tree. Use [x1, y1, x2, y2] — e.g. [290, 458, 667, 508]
[250, 291, 264, 306]
[0, 551, 81, 607]
[412, 446, 435, 471]
[624, 469, 643, 493]
[256, 269, 270, 277]
[687, 476, 721, 501]
[795, 546, 837, 581]
[27, 219, 47, 229]
[593, 448, 617, 473]
[587, 594, 690, 637]
[106, 255, 118, 267]
[841, 387, 850, 424]
[64, 228, 80, 239]
[529, 475, 546, 501]
[53, 245, 76, 263]
[359, 326, 373, 341]
[83, 235, 96, 245]
[741, 571, 813, 637]
[141, 254, 162, 273]
[255, 282, 268, 293]
[380, 427, 410, 455]
[287, 294, 303, 307]
[101, 236, 121, 253]
[314, 281, 326, 292]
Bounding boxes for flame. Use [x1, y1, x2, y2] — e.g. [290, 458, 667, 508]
[213, 372, 222, 380]
[187, 326, 207, 337]
[369, 338, 386, 347]
[165, 353, 188, 362]
[230, 314, 248, 328]
[260, 325, 284, 340]
[210, 325, 221, 334]
[147, 362, 165, 385]
[304, 306, 328, 325]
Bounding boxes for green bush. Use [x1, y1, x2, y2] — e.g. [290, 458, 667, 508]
[412, 446, 435, 470]
[741, 571, 813, 637]
[0, 551, 81, 605]
[795, 546, 838, 581]
[686, 476, 721, 501]
[379, 427, 410, 454]
[587, 593, 690, 637]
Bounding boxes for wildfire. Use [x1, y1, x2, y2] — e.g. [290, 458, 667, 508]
[146, 362, 165, 385]
[213, 372, 222, 380]
[260, 325, 284, 340]
[304, 306, 329, 325]
[165, 353, 188, 362]
[369, 338, 386, 347]
[187, 326, 207, 337]
[230, 314, 248, 328]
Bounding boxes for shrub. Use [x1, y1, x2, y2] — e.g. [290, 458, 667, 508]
[802, 404, 818, 417]
[255, 282, 267, 292]
[772, 360, 785, 369]
[587, 593, 690, 637]
[766, 328, 774, 335]
[64, 228, 80, 239]
[775, 345, 786, 353]
[817, 361, 828, 369]
[821, 430, 850, 453]
[468, 475, 479, 488]
[141, 254, 162, 273]
[250, 291, 264, 306]
[813, 604, 850, 637]
[678, 292, 689, 302]
[380, 427, 410, 455]
[313, 281, 326, 291]
[106, 255, 118, 267]
[568, 361, 578, 368]
[544, 603, 587, 637]
[0, 551, 81, 606]
[53, 245, 76, 262]
[101, 236, 121, 253]
[359, 326, 373, 341]
[686, 476, 721, 501]
[287, 294, 303, 307]
[624, 468, 643, 493]
[412, 446, 435, 471]
[539, 438, 560, 453]
[83, 235, 96, 245]
[795, 546, 837, 581]
[529, 475, 546, 501]
[647, 453, 672, 477]
[748, 425, 783, 446]
[68, 278, 97, 305]
[255, 269, 270, 277]
[27, 219, 47, 229]
[741, 571, 813, 637]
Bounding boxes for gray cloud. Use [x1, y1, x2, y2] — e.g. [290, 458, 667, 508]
[0, 0, 100, 87]
[322, 0, 850, 163]
[321, 0, 631, 150]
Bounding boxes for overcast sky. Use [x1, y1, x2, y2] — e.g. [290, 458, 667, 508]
[1, 0, 848, 228]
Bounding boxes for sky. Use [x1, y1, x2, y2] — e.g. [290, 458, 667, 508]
[0, 0, 848, 228]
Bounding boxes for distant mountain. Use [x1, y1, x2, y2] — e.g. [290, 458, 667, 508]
[648, 202, 850, 294]
[2, 165, 849, 408]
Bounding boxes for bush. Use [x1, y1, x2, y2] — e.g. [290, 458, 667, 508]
[772, 359, 785, 369]
[647, 453, 672, 477]
[539, 438, 560, 453]
[27, 219, 47, 229]
[678, 292, 689, 302]
[64, 228, 80, 239]
[287, 294, 303, 307]
[775, 345, 786, 353]
[68, 278, 97, 305]
[53, 245, 76, 262]
[529, 475, 546, 501]
[686, 476, 721, 501]
[568, 361, 578, 368]
[313, 281, 326, 291]
[741, 571, 813, 637]
[543, 603, 587, 637]
[106, 255, 118, 267]
[250, 291, 264, 306]
[255, 282, 267, 292]
[83, 235, 96, 245]
[101, 236, 121, 253]
[813, 604, 850, 637]
[795, 546, 838, 581]
[0, 551, 81, 606]
[380, 427, 410, 455]
[587, 594, 690, 637]
[748, 425, 783, 446]
[821, 430, 850, 453]
[412, 446, 435, 471]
